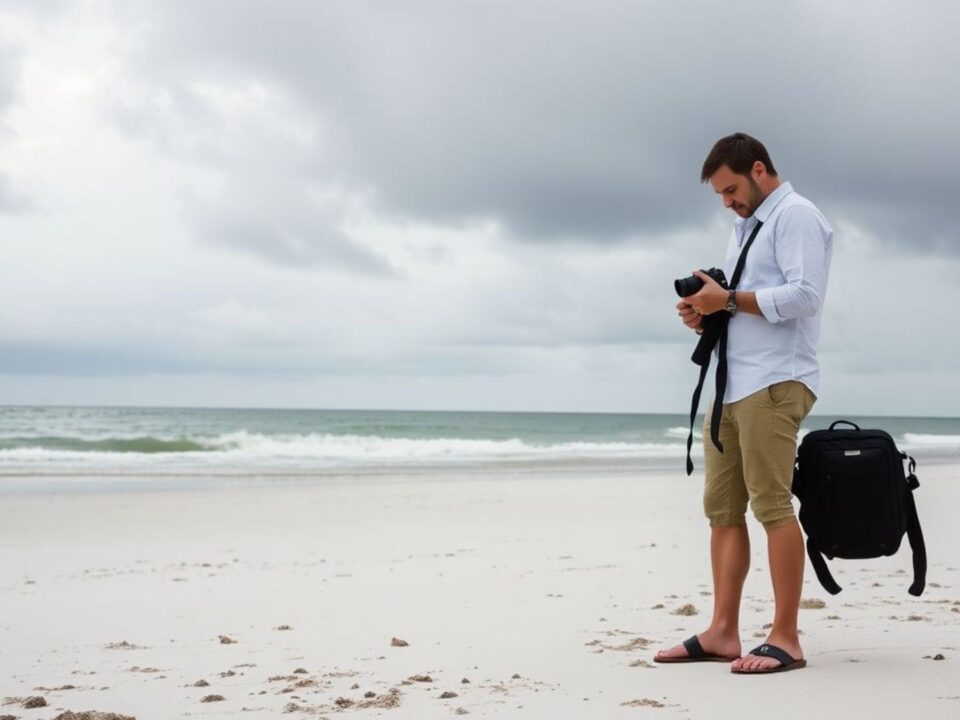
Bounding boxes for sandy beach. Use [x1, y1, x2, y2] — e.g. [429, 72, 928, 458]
[1, 465, 957, 719]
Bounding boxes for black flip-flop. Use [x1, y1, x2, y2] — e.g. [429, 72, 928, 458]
[653, 635, 740, 664]
[731, 643, 807, 674]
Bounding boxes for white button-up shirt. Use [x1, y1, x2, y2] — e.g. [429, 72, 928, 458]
[720, 181, 834, 404]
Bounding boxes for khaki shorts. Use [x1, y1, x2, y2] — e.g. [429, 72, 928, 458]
[703, 380, 816, 528]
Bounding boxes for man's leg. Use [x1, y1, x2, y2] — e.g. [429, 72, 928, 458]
[706, 523, 750, 647]
[730, 517, 805, 670]
[769, 519, 805, 633]
[732, 382, 815, 672]
[655, 524, 749, 660]
[656, 401, 748, 661]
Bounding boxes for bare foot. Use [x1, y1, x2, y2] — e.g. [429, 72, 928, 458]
[731, 635, 803, 672]
[655, 628, 741, 661]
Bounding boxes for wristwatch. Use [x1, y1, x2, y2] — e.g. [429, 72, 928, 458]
[725, 290, 738, 316]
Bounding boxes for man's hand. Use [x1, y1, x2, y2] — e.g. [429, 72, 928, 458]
[682, 270, 728, 316]
[676, 300, 703, 332]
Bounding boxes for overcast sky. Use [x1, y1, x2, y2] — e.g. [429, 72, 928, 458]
[1, 0, 958, 416]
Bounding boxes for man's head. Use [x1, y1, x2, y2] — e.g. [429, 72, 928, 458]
[701, 133, 780, 218]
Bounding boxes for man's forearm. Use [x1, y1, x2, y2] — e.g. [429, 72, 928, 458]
[734, 290, 762, 316]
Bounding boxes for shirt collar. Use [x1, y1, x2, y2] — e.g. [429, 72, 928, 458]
[753, 181, 793, 223]
[733, 181, 794, 230]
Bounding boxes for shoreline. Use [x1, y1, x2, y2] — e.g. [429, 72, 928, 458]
[1, 449, 958, 497]
[0, 460, 693, 498]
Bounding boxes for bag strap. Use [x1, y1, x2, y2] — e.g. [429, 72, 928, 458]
[806, 537, 842, 595]
[684, 220, 763, 475]
[901, 452, 926, 596]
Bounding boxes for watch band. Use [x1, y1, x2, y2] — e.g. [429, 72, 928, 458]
[726, 290, 738, 315]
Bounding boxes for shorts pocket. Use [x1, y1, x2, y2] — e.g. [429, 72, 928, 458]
[767, 381, 793, 405]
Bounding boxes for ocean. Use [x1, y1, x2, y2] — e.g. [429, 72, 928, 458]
[1, 405, 958, 492]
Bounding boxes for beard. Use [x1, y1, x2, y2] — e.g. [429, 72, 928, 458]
[738, 177, 767, 216]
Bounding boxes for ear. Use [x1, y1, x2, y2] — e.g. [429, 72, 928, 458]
[752, 160, 766, 180]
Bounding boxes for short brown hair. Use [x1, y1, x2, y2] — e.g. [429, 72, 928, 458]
[700, 132, 777, 182]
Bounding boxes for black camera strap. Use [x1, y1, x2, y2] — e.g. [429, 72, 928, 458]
[685, 219, 763, 476]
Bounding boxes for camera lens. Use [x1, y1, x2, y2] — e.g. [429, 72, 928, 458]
[674, 275, 704, 298]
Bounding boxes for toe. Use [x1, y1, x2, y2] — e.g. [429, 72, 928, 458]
[656, 645, 683, 659]
[738, 655, 783, 672]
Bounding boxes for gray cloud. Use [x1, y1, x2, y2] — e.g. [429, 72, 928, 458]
[103, 67, 393, 272]
[105, 0, 960, 249]
[0, 49, 13, 114]
[180, 181, 394, 274]
[0, 339, 545, 377]
[0, 340, 200, 376]
[0, 42, 27, 213]
[0, 64, 32, 214]
[0, 172, 31, 213]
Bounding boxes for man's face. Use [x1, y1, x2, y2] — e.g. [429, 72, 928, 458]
[709, 164, 766, 218]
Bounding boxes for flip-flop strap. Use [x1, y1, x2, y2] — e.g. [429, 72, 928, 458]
[682, 635, 707, 659]
[748, 644, 795, 667]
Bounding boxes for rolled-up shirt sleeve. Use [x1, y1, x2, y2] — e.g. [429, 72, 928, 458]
[755, 206, 832, 324]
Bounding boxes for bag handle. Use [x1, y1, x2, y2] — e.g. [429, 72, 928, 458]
[899, 451, 925, 595]
[828, 419, 861, 431]
[900, 451, 918, 487]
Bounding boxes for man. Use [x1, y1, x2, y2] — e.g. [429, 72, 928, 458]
[655, 133, 833, 674]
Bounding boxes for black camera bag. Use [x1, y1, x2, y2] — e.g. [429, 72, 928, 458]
[791, 419, 926, 596]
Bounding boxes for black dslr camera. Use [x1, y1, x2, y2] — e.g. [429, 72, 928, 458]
[674, 267, 728, 298]
[674, 267, 730, 368]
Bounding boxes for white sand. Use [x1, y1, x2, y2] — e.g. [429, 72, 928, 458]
[1, 465, 957, 719]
